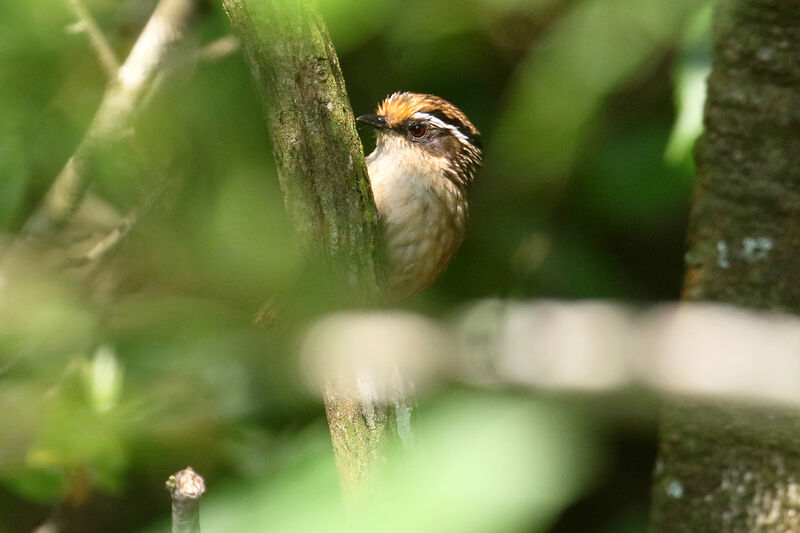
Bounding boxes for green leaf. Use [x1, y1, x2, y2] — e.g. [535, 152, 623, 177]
[665, 4, 712, 166]
[492, 0, 700, 192]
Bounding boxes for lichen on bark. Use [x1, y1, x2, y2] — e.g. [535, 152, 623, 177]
[652, 0, 800, 530]
[681, 0, 800, 310]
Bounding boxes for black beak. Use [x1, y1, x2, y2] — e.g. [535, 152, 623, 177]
[356, 114, 389, 130]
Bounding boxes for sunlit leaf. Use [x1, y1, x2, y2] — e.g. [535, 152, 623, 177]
[492, 0, 699, 192]
[665, 4, 712, 166]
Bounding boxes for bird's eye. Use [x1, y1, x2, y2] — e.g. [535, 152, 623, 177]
[408, 123, 427, 138]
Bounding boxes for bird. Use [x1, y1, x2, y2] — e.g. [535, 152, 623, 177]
[357, 92, 483, 301]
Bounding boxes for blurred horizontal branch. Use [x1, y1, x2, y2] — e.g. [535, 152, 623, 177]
[302, 301, 800, 411]
[222, 0, 390, 503]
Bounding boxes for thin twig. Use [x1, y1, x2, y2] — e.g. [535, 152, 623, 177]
[21, 0, 198, 240]
[65, 0, 120, 78]
[198, 35, 239, 63]
[140, 34, 239, 110]
[85, 210, 137, 262]
[166, 467, 205, 533]
[56, 210, 137, 270]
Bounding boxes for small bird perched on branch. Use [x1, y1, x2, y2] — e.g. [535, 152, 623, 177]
[357, 92, 483, 300]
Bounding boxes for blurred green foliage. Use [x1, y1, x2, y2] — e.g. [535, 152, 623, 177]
[147, 395, 600, 533]
[0, 0, 709, 531]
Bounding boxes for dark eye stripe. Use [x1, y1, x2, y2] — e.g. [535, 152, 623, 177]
[420, 109, 482, 150]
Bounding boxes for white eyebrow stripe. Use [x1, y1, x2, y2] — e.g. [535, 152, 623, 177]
[413, 112, 470, 144]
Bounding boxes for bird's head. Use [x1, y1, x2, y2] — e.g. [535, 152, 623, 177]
[357, 92, 483, 189]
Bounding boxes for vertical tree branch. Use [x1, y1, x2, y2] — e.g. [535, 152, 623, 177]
[652, 1, 800, 530]
[221, 0, 386, 302]
[221, 0, 393, 501]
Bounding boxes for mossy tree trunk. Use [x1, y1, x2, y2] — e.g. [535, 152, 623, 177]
[221, 0, 385, 300]
[652, 1, 800, 530]
[221, 0, 394, 501]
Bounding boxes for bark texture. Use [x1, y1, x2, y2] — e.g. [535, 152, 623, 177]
[324, 393, 390, 500]
[166, 467, 205, 533]
[652, 1, 800, 531]
[221, 0, 392, 500]
[222, 0, 385, 301]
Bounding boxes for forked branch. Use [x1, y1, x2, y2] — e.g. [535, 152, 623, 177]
[22, 0, 199, 240]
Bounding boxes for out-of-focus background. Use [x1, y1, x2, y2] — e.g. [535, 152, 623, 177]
[0, 0, 710, 531]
